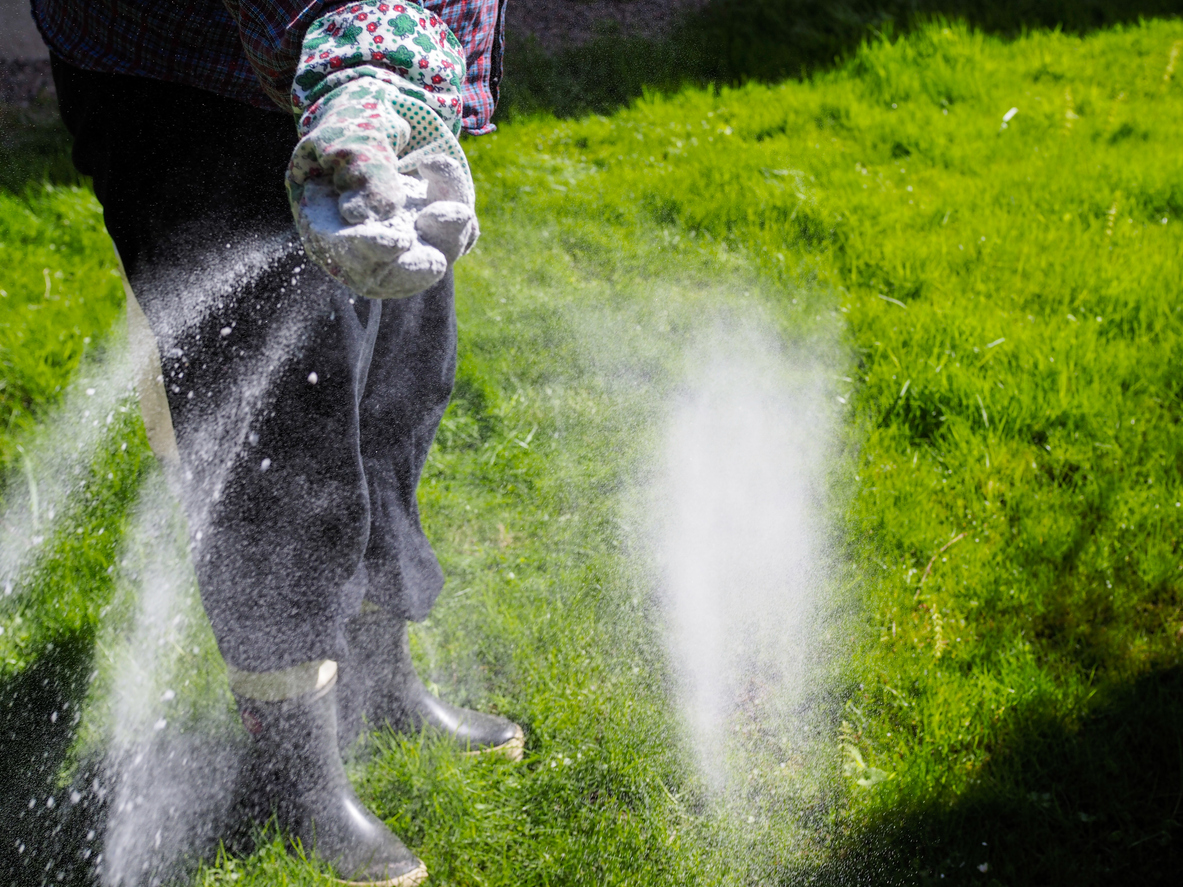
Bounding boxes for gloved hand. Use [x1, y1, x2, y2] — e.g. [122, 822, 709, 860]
[285, 3, 478, 300]
[287, 79, 478, 300]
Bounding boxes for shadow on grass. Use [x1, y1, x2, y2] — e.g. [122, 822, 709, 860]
[5, 3, 1181, 181]
[818, 665, 1183, 886]
[497, 0, 1183, 121]
[0, 634, 259, 886]
[0, 634, 101, 885]
[0, 100, 77, 194]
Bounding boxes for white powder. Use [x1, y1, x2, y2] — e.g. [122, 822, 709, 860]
[298, 166, 475, 300]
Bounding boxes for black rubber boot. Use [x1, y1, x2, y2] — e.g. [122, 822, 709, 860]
[338, 605, 524, 759]
[236, 683, 428, 886]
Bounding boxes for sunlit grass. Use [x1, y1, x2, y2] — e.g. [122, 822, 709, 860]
[0, 184, 124, 472]
[2, 17, 1182, 886]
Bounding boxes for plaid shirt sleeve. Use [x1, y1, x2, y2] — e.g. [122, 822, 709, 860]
[440, 0, 505, 135]
[221, 1, 350, 109]
[31, 0, 506, 135]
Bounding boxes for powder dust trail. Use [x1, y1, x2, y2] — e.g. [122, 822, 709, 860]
[0, 340, 135, 599]
[0, 333, 142, 887]
[0, 230, 294, 601]
[569, 285, 846, 874]
[88, 232, 303, 886]
[91, 467, 241, 887]
[0, 232, 300, 885]
[652, 317, 840, 805]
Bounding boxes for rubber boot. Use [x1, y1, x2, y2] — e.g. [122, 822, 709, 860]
[235, 675, 428, 886]
[337, 604, 524, 759]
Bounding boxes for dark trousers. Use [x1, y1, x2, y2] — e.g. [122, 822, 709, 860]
[52, 58, 455, 671]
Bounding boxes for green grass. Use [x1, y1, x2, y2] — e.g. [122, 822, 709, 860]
[497, 0, 1183, 120]
[0, 183, 124, 472]
[3, 15, 1183, 887]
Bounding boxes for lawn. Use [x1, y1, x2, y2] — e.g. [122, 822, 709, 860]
[1, 16, 1182, 887]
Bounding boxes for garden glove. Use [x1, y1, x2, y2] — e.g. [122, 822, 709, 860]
[285, 2, 477, 301]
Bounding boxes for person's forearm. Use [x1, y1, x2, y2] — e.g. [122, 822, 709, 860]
[284, 2, 479, 300]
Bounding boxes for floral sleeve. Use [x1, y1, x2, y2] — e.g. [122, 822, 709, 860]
[292, 2, 466, 133]
[288, 1, 473, 203]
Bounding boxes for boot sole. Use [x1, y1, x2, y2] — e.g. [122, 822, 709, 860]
[335, 860, 429, 887]
[463, 724, 525, 762]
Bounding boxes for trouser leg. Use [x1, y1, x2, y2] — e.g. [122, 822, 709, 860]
[150, 241, 376, 671]
[50, 58, 452, 671]
[358, 272, 457, 621]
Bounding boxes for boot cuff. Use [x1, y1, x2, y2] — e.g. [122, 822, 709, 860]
[228, 659, 338, 701]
